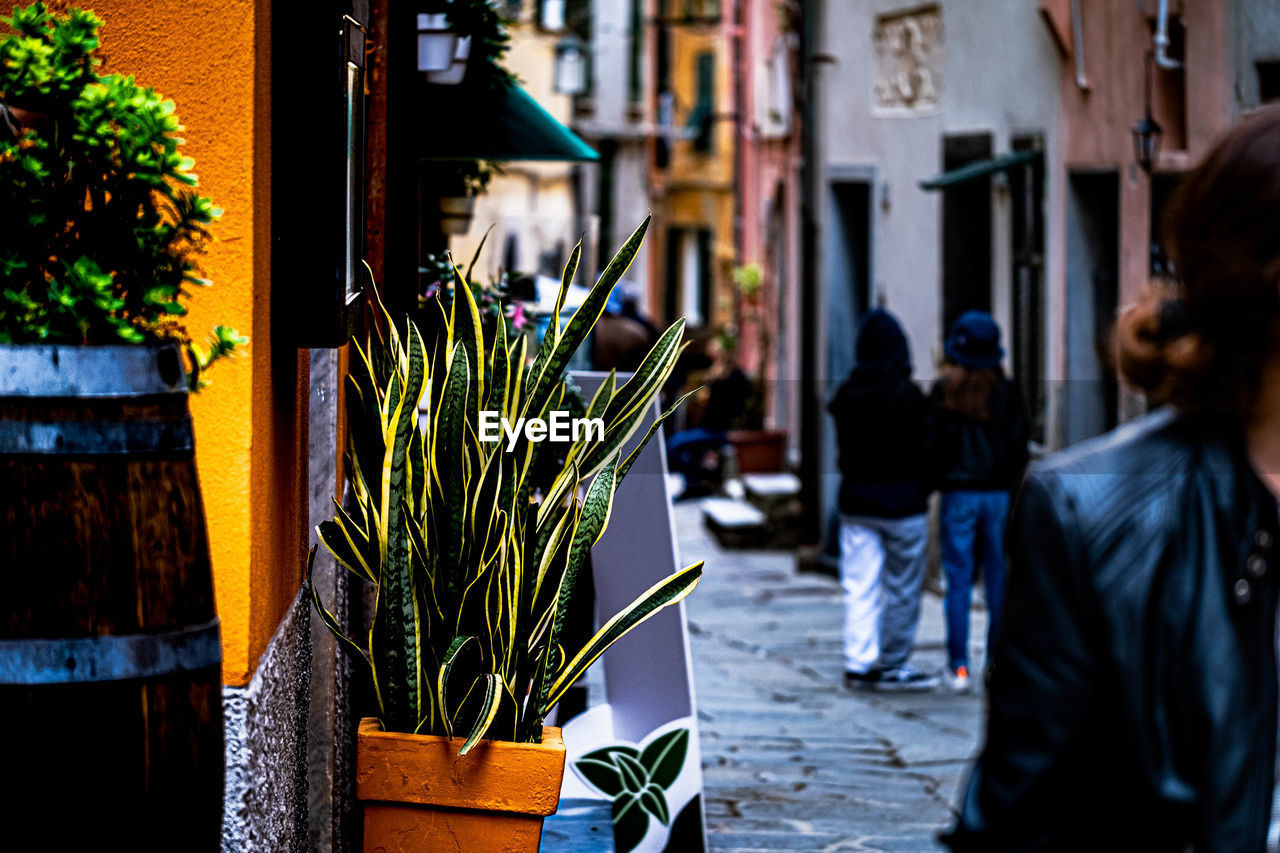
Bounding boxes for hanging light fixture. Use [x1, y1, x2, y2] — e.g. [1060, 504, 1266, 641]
[417, 12, 458, 74]
[1132, 51, 1164, 174]
[553, 35, 587, 96]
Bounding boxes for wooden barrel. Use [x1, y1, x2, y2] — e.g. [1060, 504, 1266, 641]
[0, 344, 223, 850]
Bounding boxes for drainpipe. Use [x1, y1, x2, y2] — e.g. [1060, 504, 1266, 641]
[1153, 0, 1183, 69]
[1070, 0, 1088, 90]
[798, 0, 820, 544]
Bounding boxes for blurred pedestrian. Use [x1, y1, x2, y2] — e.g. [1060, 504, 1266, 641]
[930, 311, 1028, 692]
[830, 309, 937, 691]
[942, 106, 1280, 850]
[666, 334, 752, 498]
[592, 287, 652, 372]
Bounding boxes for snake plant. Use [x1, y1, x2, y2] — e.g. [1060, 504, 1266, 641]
[311, 218, 703, 752]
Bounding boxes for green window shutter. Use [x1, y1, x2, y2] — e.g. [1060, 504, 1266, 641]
[691, 51, 715, 152]
[628, 0, 643, 104]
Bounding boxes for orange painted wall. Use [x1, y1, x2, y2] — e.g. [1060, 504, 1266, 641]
[84, 0, 308, 686]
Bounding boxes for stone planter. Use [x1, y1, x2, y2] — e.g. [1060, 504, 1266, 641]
[357, 717, 566, 853]
[726, 428, 788, 473]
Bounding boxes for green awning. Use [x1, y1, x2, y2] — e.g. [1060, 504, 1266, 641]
[418, 81, 598, 163]
[919, 150, 1040, 191]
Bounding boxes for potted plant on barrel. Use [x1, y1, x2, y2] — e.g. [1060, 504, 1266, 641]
[311, 218, 702, 852]
[0, 4, 242, 848]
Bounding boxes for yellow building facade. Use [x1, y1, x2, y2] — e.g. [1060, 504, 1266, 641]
[648, 6, 735, 333]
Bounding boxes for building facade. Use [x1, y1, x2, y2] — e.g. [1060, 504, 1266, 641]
[737, 0, 803, 433]
[646, 0, 737, 338]
[804, 0, 1061, 556]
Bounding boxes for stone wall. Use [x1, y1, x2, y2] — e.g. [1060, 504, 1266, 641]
[222, 348, 352, 851]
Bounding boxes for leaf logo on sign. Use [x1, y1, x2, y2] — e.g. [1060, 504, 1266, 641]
[573, 728, 690, 853]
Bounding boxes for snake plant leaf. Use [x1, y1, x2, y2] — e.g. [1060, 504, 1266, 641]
[583, 369, 616, 424]
[434, 342, 470, 599]
[305, 547, 370, 665]
[572, 320, 686, 478]
[437, 634, 478, 738]
[316, 518, 376, 585]
[488, 311, 510, 414]
[465, 224, 494, 285]
[528, 239, 581, 391]
[450, 269, 485, 421]
[615, 389, 700, 485]
[533, 491, 578, 605]
[542, 561, 704, 714]
[458, 673, 505, 756]
[640, 785, 670, 826]
[372, 319, 427, 730]
[547, 454, 619, 653]
[639, 728, 689, 790]
[601, 319, 686, 425]
[525, 218, 647, 419]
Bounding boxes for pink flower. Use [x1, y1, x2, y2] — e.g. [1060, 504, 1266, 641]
[510, 302, 527, 330]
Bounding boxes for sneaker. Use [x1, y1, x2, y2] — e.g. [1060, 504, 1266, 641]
[943, 665, 970, 692]
[843, 669, 882, 690]
[874, 665, 940, 692]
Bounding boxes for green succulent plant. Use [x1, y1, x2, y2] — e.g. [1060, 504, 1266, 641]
[0, 3, 243, 385]
[311, 218, 703, 752]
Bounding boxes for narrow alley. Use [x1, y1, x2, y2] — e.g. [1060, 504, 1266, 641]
[676, 501, 988, 853]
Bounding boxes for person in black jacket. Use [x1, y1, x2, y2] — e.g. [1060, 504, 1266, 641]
[942, 105, 1280, 851]
[829, 309, 937, 691]
[930, 311, 1029, 692]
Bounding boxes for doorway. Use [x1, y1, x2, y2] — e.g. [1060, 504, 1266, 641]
[820, 179, 873, 566]
[1064, 171, 1120, 447]
[941, 133, 993, 335]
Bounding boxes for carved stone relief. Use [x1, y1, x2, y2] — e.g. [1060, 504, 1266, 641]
[873, 6, 944, 112]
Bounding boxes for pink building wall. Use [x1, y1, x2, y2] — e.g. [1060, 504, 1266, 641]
[1051, 0, 1233, 422]
[737, 0, 803, 432]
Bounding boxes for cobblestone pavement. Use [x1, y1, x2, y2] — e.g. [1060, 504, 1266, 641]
[675, 501, 989, 853]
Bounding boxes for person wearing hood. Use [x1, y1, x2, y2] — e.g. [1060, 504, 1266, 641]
[828, 309, 938, 691]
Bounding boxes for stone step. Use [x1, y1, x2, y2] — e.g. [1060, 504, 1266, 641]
[742, 472, 802, 502]
[702, 497, 770, 549]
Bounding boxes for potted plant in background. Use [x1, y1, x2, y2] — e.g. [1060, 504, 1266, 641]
[727, 262, 786, 473]
[0, 4, 243, 848]
[311, 218, 702, 852]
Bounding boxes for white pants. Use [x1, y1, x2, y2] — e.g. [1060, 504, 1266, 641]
[839, 513, 929, 674]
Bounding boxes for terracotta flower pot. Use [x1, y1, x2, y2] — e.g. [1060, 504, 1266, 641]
[357, 717, 566, 853]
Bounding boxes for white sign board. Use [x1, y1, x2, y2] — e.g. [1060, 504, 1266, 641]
[557, 371, 708, 853]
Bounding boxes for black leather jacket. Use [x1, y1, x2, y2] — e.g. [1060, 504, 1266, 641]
[942, 409, 1280, 852]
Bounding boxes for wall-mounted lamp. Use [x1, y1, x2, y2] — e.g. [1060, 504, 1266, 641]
[553, 35, 587, 96]
[427, 35, 471, 85]
[417, 13, 458, 73]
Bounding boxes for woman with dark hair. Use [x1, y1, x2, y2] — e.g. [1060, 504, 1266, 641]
[942, 105, 1280, 851]
[930, 311, 1029, 691]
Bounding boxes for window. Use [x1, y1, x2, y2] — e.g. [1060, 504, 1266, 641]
[1149, 172, 1183, 279]
[690, 52, 715, 153]
[1010, 134, 1046, 445]
[1258, 60, 1280, 104]
[628, 0, 644, 106]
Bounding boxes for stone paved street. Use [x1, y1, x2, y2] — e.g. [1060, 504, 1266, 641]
[675, 501, 989, 853]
